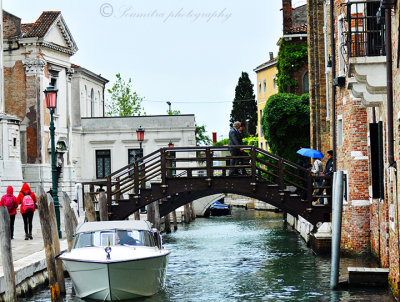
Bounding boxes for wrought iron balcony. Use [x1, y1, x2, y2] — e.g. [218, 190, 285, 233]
[346, 1, 385, 57]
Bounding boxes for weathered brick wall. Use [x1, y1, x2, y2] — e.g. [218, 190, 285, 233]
[309, 0, 400, 297]
[307, 0, 331, 155]
[388, 3, 400, 296]
[370, 201, 391, 268]
[3, 11, 21, 38]
[335, 90, 370, 254]
[4, 61, 26, 120]
[282, 0, 293, 34]
[342, 204, 370, 253]
[332, 0, 371, 255]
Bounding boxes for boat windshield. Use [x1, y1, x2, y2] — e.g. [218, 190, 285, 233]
[72, 229, 156, 249]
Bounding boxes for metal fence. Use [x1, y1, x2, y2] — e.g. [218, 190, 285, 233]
[346, 1, 385, 57]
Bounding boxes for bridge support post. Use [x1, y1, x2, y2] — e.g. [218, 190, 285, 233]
[184, 204, 191, 223]
[172, 211, 178, 231]
[164, 213, 171, 233]
[330, 171, 344, 290]
[154, 201, 161, 230]
[190, 202, 196, 220]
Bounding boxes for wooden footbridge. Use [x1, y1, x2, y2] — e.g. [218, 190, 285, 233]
[83, 146, 332, 225]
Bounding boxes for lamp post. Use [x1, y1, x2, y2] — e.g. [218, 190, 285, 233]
[136, 126, 145, 158]
[326, 55, 333, 72]
[44, 85, 62, 238]
[168, 140, 176, 177]
[166, 101, 171, 113]
[136, 126, 145, 214]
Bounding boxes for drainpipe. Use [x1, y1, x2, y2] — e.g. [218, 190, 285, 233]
[330, 0, 337, 171]
[385, 7, 395, 168]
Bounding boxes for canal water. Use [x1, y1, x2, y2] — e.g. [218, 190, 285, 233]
[23, 207, 394, 301]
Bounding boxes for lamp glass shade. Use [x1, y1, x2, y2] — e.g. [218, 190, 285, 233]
[136, 126, 145, 142]
[327, 55, 333, 69]
[44, 86, 58, 109]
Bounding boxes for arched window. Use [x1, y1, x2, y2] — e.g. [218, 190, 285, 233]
[91, 88, 94, 117]
[303, 72, 309, 93]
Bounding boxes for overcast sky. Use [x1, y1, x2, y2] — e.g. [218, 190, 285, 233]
[4, 0, 286, 141]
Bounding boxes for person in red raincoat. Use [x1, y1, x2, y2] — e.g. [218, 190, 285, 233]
[16, 183, 37, 240]
[0, 186, 18, 239]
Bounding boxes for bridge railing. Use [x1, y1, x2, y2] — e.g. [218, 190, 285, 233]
[83, 146, 332, 210]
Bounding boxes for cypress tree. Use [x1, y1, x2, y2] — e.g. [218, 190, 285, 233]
[229, 72, 257, 136]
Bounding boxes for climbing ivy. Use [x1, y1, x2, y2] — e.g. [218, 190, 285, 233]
[276, 39, 308, 93]
[261, 93, 310, 163]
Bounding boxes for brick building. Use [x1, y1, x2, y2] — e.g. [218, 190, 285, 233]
[308, 0, 400, 297]
[307, 0, 331, 155]
[280, 0, 309, 95]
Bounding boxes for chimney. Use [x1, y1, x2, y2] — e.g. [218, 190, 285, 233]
[282, 0, 293, 34]
[269, 52, 274, 60]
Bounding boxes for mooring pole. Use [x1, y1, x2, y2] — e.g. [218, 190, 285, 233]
[0, 207, 17, 302]
[330, 171, 344, 289]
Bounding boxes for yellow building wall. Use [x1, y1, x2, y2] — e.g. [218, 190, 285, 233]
[256, 64, 278, 150]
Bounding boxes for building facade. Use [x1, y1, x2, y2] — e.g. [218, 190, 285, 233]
[280, 0, 309, 95]
[308, 0, 400, 296]
[3, 10, 78, 195]
[1, 10, 197, 201]
[253, 52, 278, 150]
[72, 115, 196, 183]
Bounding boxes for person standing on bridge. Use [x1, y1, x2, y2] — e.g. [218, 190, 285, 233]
[229, 121, 246, 176]
[315, 150, 334, 205]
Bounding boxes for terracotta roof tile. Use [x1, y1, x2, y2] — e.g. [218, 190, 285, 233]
[285, 24, 307, 34]
[23, 11, 61, 38]
[21, 23, 33, 34]
[71, 63, 80, 68]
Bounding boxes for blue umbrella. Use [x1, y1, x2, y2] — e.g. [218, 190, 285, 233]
[296, 148, 324, 159]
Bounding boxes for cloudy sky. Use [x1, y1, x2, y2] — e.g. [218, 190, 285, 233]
[4, 0, 287, 141]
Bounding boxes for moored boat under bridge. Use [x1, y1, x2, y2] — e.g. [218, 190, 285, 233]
[82, 146, 332, 225]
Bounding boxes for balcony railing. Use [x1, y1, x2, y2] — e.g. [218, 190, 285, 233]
[346, 1, 385, 57]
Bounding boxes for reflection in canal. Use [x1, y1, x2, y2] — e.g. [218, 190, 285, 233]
[22, 207, 394, 301]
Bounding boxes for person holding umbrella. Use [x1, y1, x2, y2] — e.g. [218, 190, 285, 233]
[296, 147, 324, 199]
[315, 150, 334, 205]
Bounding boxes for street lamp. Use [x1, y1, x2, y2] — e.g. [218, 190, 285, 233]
[136, 126, 145, 158]
[166, 101, 171, 113]
[44, 85, 62, 238]
[136, 126, 145, 213]
[326, 55, 333, 72]
[167, 140, 176, 177]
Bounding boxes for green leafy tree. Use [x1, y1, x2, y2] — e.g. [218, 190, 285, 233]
[106, 73, 145, 116]
[195, 124, 212, 146]
[261, 93, 310, 162]
[276, 39, 308, 93]
[229, 72, 257, 136]
[167, 109, 181, 115]
[213, 138, 229, 146]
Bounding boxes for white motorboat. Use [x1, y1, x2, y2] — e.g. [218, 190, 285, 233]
[58, 220, 170, 301]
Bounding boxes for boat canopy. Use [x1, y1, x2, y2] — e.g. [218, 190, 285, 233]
[76, 220, 153, 234]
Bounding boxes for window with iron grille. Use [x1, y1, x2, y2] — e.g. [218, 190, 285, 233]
[346, 1, 385, 58]
[96, 150, 111, 179]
